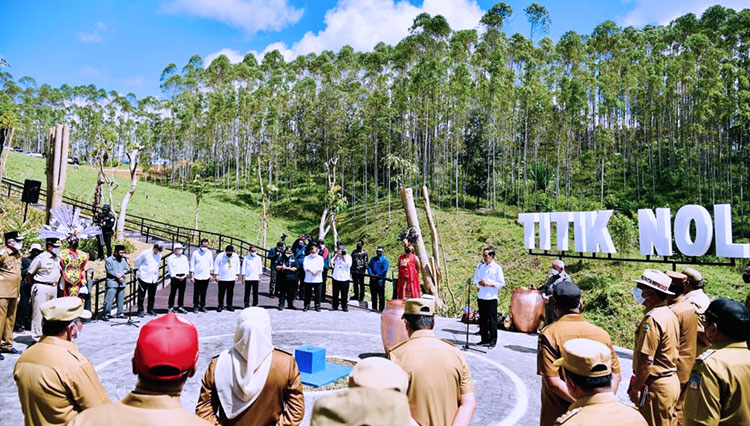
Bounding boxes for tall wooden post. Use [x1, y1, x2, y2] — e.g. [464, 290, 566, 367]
[400, 187, 438, 298]
[46, 125, 69, 223]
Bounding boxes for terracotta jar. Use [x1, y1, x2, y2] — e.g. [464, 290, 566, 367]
[381, 299, 409, 355]
[510, 287, 545, 333]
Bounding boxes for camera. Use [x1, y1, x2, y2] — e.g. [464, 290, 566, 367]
[281, 233, 288, 242]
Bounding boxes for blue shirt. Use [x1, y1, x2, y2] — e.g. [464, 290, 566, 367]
[367, 255, 389, 279]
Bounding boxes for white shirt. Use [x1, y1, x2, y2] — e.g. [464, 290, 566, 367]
[190, 248, 214, 280]
[474, 260, 505, 300]
[135, 249, 161, 284]
[303, 254, 324, 283]
[331, 253, 352, 282]
[167, 253, 189, 277]
[242, 253, 263, 281]
[214, 252, 240, 282]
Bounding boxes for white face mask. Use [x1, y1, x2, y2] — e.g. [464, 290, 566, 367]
[200, 247, 207, 252]
[52, 247, 60, 255]
[549, 268, 558, 276]
[70, 321, 82, 340]
[10, 241, 23, 251]
[632, 288, 645, 305]
[175, 249, 183, 256]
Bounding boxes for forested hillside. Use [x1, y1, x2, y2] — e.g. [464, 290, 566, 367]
[2, 3, 750, 232]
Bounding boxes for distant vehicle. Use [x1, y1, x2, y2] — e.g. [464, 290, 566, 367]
[121, 158, 130, 164]
[12, 147, 23, 152]
[67, 156, 80, 165]
[27, 152, 44, 158]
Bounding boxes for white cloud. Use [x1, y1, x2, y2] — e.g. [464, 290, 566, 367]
[206, 0, 485, 65]
[162, 0, 304, 34]
[621, 0, 749, 27]
[206, 47, 246, 64]
[76, 21, 108, 43]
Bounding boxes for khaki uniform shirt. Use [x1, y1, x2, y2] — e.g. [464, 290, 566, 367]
[27, 251, 62, 284]
[13, 336, 110, 426]
[684, 289, 711, 314]
[683, 341, 750, 426]
[196, 349, 305, 426]
[553, 392, 647, 426]
[311, 388, 412, 426]
[669, 296, 699, 384]
[633, 301, 679, 377]
[537, 314, 622, 426]
[69, 392, 211, 426]
[0, 247, 22, 298]
[389, 329, 475, 426]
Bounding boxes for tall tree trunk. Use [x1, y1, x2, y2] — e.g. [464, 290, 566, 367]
[115, 147, 141, 240]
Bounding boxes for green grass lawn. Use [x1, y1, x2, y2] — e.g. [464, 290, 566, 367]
[4, 151, 749, 347]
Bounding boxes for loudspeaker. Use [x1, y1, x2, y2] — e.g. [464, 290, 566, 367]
[21, 179, 42, 204]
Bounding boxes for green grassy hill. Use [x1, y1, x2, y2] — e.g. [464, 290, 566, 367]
[4, 151, 748, 347]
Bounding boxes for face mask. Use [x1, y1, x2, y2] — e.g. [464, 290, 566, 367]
[632, 288, 645, 305]
[200, 247, 207, 252]
[549, 269, 558, 276]
[70, 321, 82, 340]
[175, 249, 182, 256]
[376, 251, 383, 256]
[404, 247, 411, 254]
[52, 247, 60, 255]
[10, 241, 23, 251]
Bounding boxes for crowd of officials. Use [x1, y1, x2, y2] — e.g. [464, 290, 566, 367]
[2, 227, 750, 426]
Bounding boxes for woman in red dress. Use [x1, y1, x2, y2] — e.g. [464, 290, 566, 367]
[396, 240, 421, 299]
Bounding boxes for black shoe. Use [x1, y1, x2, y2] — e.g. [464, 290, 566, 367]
[302, 306, 309, 312]
[488, 344, 496, 349]
[0, 353, 4, 360]
[147, 310, 156, 316]
[331, 306, 338, 311]
[287, 305, 295, 310]
[315, 307, 321, 312]
[277, 305, 283, 311]
[101, 315, 110, 322]
[116, 313, 126, 319]
[227, 307, 235, 312]
[252, 302, 258, 307]
[217, 307, 223, 313]
[192, 307, 199, 313]
[137, 311, 145, 318]
[167, 308, 174, 313]
[1, 347, 20, 354]
[244, 303, 250, 308]
[14, 325, 23, 333]
[199, 307, 207, 313]
[177, 307, 188, 314]
[343, 307, 349, 312]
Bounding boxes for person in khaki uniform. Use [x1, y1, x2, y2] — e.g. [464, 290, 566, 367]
[69, 313, 209, 425]
[389, 297, 476, 426]
[552, 338, 647, 426]
[682, 268, 712, 355]
[196, 307, 305, 426]
[664, 270, 698, 424]
[312, 357, 412, 426]
[629, 269, 681, 426]
[0, 231, 24, 358]
[27, 238, 62, 340]
[538, 280, 622, 426]
[683, 298, 750, 426]
[13, 297, 109, 425]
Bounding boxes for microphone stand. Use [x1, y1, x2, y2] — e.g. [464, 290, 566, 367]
[461, 276, 485, 353]
[113, 268, 139, 328]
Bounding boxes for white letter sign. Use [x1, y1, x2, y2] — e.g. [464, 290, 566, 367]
[674, 205, 713, 257]
[638, 208, 673, 256]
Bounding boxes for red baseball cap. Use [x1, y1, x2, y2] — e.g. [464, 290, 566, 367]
[133, 313, 199, 381]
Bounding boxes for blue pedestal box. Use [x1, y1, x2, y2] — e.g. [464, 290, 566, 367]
[295, 345, 326, 374]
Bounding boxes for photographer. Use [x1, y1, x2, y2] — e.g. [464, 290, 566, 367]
[94, 205, 116, 260]
[331, 244, 352, 311]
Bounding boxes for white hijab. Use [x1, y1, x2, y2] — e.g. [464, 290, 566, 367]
[215, 308, 274, 419]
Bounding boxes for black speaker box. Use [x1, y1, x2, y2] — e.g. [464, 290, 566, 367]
[21, 179, 41, 204]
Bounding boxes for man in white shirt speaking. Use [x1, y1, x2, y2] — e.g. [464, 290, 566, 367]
[213, 245, 240, 312]
[190, 238, 213, 313]
[303, 244, 325, 312]
[134, 242, 163, 317]
[473, 248, 505, 349]
[242, 244, 263, 307]
[166, 243, 189, 313]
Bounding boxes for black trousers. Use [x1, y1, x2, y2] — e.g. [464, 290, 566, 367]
[218, 280, 235, 309]
[351, 273, 366, 301]
[269, 269, 277, 296]
[332, 279, 350, 310]
[193, 279, 209, 309]
[303, 281, 322, 309]
[137, 279, 157, 312]
[370, 278, 386, 312]
[168, 277, 186, 308]
[15, 282, 32, 329]
[278, 277, 297, 308]
[244, 280, 259, 307]
[478, 298, 498, 345]
[97, 233, 113, 260]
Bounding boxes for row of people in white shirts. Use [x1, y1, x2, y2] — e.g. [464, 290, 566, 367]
[134, 245, 264, 283]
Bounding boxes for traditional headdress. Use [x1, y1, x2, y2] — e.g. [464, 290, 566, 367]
[39, 204, 101, 241]
[398, 226, 420, 245]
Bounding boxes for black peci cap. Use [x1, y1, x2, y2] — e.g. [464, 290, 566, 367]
[552, 279, 581, 310]
[114, 244, 126, 252]
[705, 297, 750, 341]
[225, 245, 234, 252]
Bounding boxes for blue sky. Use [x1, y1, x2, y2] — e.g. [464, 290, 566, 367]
[1, 0, 745, 98]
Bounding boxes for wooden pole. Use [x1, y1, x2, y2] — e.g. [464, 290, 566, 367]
[421, 185, 443, 284]
[45, 125, 69, 223]
[400, 187, 438, 298]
